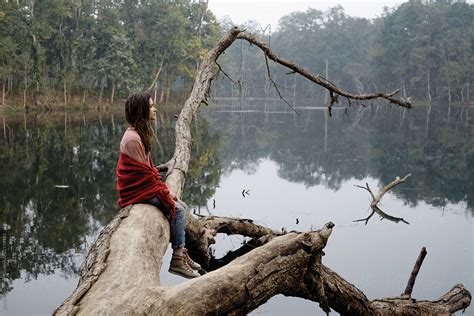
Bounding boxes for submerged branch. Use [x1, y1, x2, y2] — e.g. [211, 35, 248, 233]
[354, 174, 411, 224]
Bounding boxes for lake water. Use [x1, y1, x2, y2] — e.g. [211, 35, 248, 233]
[0, 101, 473, 315]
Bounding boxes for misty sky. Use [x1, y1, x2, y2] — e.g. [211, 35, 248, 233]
[208, 0, 407, 29]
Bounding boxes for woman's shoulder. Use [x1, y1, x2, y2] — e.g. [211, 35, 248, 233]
[122, 128, 142, 142]
[121, 129, 144, 150]
[120, 129, 148, 164]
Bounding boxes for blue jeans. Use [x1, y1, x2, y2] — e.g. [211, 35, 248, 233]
[147, 197, 186, 249]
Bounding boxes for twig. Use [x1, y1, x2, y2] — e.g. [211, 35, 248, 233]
[215, 61, 239, 85]
[353, 210, 375, 225]
[403, 247, 428, 297]
[354, 174, 411, 225]
[264, 54, 300, 115]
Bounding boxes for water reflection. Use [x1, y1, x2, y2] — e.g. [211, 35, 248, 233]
[0, 112, 120, 298]
[0, 110, 221, 302]
[0, 101, 472, 314]
[203, 102, 473, 212]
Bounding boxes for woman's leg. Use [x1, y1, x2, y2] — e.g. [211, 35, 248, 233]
[170, 200, 186, 251]
[148, 197, 199, 278]
[168, 200, 200, 278]
[147, 197, 186, 249]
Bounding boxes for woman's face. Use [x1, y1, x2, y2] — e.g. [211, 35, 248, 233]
[149, 97, 157, 121]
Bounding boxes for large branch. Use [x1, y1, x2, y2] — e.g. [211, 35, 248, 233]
[236, 32, 412, 109]
[164, 27, 242, 198]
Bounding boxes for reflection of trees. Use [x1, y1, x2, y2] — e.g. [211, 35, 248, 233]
[184, 119, 221, 209]
[203, 103, 473, 211]
[0, 112, 121, 296]
[0, 111, 223, 296]
[369, 105, 474, 210]
[154, 115, 222, 210]
[0, 104, 471, 296]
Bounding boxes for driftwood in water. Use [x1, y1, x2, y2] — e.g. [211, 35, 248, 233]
[55, 27, 470, 315]
[354, 174, 411, 224]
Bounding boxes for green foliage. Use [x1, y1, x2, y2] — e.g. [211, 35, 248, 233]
[0, 0, 220, 106]
[374, 0, 473, 101]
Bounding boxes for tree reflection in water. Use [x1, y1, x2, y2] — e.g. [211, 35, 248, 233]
[0, 110, 221, 297]
[0, 102, 472, 299]
[204, 101, 473, 211]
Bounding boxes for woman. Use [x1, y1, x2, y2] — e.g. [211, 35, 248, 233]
[116, 92, 200, 279]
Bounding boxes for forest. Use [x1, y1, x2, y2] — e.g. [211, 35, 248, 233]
[0, 0, 472, 108]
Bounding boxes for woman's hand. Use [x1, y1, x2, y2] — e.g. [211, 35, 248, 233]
[156, 163, 169, 172]
[169, 192, 178, 201]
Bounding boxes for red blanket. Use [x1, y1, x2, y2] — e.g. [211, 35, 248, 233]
[116, 152, 176, 218]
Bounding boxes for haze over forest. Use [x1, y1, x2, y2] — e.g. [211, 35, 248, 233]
[0, 0, 472, 107]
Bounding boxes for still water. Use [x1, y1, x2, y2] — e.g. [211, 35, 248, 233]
[0, 101, 473, 315]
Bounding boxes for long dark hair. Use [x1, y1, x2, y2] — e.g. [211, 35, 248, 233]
[124, 92, 154, 154]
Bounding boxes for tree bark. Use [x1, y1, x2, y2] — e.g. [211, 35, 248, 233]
[63, 78, 67, 108]
[427, 68, 432, 103]
[148, 60, 164, 94]
[110, 81, 115, 104]
[55, 27, 470, 315]
[2, 80, 5, 107]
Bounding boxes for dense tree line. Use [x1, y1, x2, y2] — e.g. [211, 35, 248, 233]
[214, 0, 473, 104]
[0, 0, 472, 108]
[0, 0, 220, 108]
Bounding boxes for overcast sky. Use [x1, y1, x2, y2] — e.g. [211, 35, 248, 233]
[208, 0, 407, 29]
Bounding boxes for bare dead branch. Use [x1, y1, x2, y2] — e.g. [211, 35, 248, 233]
[201, 216, 280, 238]
[354, 174, 411, 224]
[373, 173, 411, 204]
[236, 32, 412, 109]
[403, 247, 428, 297]
[215, 61, 238, 85]
[264, 54, 300, 115]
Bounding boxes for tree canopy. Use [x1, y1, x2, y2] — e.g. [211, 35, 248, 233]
[0, 0, 220, 107]
[0, 0, 472, 107]
[215, 0, 473, 104]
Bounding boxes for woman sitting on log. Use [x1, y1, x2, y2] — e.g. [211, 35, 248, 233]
[116, 92, 200, 279]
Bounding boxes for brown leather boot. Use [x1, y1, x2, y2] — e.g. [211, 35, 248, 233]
[183, 248, 201, 270]
[169, 255, 200, 279]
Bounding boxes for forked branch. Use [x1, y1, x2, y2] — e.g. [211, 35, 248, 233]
[354, 174, 411, 224]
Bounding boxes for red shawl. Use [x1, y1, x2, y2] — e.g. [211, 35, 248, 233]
[116, 152, 176, 218]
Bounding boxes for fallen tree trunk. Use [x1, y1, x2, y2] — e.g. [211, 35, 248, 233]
[55, 204, 470, 315]
[55, 27, 471, 315]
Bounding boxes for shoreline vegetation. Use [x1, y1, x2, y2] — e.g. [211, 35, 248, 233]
[1, 1, 472, 112]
